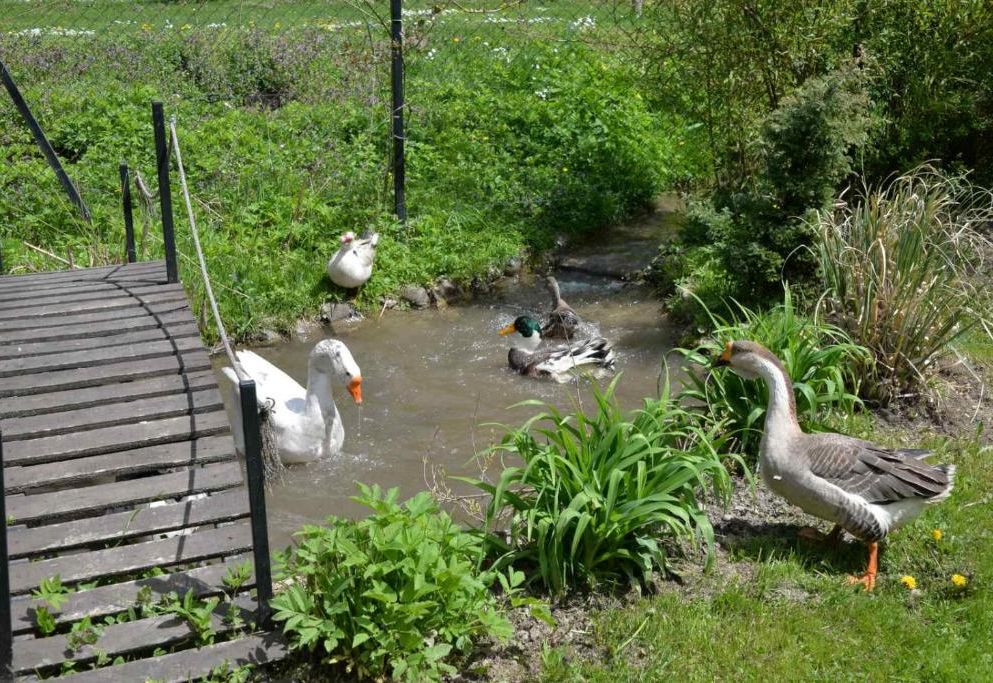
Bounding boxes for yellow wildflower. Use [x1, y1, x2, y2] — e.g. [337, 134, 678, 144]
[900, 575, 917, 590]
[951, 574, 968, 588]
[140, 22, 152, 31]
[452, 36, 461, 43]
[931, 529, 943, 541]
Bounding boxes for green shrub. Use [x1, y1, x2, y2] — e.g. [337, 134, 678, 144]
[660, 68, 871, 308]
[462, 377, 736, 597]
[676, 287, 870, 458]
[813, 167, 993, 403]
[270, 484, 511, 682]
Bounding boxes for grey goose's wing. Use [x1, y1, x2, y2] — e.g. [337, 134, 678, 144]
[803, 433, 952, 504]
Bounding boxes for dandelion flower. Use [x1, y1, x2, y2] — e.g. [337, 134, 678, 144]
[931, 529, 943, 541]
[900, 575, 917, 590]
[452, 36, 461, 43]
[951, 574, 967, 588]
[140, 22, 152, 31]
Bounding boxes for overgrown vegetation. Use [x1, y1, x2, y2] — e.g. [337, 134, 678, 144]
[676, 288, 870, 458]
[463, 378, 737, 596]
[0, 26, 689, 339]
[271, 483, 512, 682]
[814, 167, 993, 403]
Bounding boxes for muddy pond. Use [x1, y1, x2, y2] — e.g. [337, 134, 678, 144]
[214, 209, 685, 548]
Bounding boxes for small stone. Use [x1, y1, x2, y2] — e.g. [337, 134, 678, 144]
[431, 277, 460, 305]
[399, 285, 431, 309]
[504, 256, 522, 276]
[320, 302, 358, 323]
[293, 319, 321, 340]
[254, 329, 283, 345]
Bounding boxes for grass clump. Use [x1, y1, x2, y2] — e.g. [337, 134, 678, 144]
[676, 287, 870, 458]
[462, 376, 737, 597]
[814, 166, 993, 403]
[270, 483, 511, 682]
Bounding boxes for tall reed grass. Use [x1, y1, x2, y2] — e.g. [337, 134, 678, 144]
[813, 167, 993, 402]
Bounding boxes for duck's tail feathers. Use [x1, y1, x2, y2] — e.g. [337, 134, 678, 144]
[570, 337, 615, 370]
[927, 464, 956, 503]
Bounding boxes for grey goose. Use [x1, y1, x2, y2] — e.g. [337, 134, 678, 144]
[540, 276, 581, 340]
[713, 340, 955, 591]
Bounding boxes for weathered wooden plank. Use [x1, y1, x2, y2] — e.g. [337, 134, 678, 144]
[0, 283, 185, 317]
[0, 287, 187, 323]
[0, 279, 178, 307]
[3, 409, 230, 467]
[6, 458, 242, 524]
[0, 298, 189, 332]
[0, 335, 205, 379]
[0, 369, 218, 419]
[49, 632, 288, 683]
[12, 594, 257, 675]
[0, 323, 200, 361]
[3, 388, 224, 441]
[9, 520, 253, 593]
[8, 488, 249, 559]
[10, 554, 254, 635]
[0, 261, 164, 290]
[0, 348, 211, 399]
[0, 309, 194, 346]
[4, 434, 236, 493]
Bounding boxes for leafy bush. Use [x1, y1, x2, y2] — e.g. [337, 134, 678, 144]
[813, 167, 993, 402]
[462, 377, 736, 597]
[658, 67, 871, 310]
[676, 287, 870, 458]
[271, 484, 511, 682]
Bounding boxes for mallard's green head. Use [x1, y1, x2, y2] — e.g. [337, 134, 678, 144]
[499, 316, 542, 338]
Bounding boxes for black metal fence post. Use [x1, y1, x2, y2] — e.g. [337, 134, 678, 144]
[1, 58, 91, 225]
[120, 163, 137, 263]
[0, 431, 13, 681]
[239, 379, 273, 629]
[151, 102, 178, 283]
[390, 0, 407, 222]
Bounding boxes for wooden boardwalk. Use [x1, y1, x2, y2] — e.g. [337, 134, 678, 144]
[0, 260, 285, 681]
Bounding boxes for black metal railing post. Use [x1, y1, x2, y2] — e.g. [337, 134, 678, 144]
[390, 0, 407, 222]
[152, 102, 178, 283]
[120, 162, 137, 263]
[1, 59, 91, 225]
[0, 431, 13, 681]
[239, 379, 273, 629]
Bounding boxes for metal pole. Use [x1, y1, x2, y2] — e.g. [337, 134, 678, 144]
[0, 431, 13, 681]
[390, 0, 407, 222]
[239, 379, 273, 629]
[1, 58, 91, 224]
[152, 102, 178, 283]
[120, 163, 137, 263]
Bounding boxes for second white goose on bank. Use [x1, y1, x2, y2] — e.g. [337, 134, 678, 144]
[713, 340, 955, 591]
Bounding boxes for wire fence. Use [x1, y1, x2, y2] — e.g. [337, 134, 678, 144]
[1, 1, 649, 209]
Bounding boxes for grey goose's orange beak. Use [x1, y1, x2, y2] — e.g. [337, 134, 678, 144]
[711, 341, 733, 368]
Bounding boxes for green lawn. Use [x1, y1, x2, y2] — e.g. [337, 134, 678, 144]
[539, 428, 991, 681]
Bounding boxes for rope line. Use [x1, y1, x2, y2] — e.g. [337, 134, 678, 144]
[167, 116, 244, 381]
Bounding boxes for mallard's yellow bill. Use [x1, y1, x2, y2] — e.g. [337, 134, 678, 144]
[498, 323, 516, 336]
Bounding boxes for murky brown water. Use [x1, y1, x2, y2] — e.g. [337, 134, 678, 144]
[215, 215, 684, 548]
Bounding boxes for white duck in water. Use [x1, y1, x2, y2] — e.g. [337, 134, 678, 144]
[713, 340, 955, 591]
[221, 339, 362, 464]
[327, 231, 379, 288]
[499, 316, 614, 382]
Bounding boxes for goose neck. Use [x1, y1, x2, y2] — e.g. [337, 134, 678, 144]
[755, 357, 800, 437]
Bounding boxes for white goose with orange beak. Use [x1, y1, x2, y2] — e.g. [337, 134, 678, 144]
[222, 339, 362, 464]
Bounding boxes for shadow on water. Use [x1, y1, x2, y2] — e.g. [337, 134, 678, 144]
[214, 209, 688, 548]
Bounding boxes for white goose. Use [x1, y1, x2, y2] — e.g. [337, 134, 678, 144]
[327, 231, 380, 288]
[221, 339, 362, 464]
[713, 340, 955, 591]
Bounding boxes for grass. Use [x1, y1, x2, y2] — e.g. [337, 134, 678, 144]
[538, 430, 992, 681]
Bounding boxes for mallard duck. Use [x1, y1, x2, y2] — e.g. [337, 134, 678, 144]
[499, 315, 614, 382]
[540, 276, 581, 340]
[221, 339, 362, 464]
[327, 231, 379, 288]
[713, 340, 955, 591]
